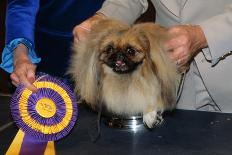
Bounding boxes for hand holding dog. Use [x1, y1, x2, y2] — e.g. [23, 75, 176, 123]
[73, 13, 106, 43]
[163, 25, 207, 68]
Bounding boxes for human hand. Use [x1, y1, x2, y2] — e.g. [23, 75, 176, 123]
[10, 43, 37, 92]
[163, 25, 207, 71]
[73, 13, 106, 43]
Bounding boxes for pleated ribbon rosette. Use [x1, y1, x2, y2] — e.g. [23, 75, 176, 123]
[6, 74, 78, 155]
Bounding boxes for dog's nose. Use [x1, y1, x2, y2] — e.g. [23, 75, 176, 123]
[116, 53, 125, 61]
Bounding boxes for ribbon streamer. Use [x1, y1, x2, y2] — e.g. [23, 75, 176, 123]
[6, 129, 55, 155]
[6, 74, 78, 154]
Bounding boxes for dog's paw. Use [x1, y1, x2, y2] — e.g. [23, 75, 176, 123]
[143, 111, 163, 128]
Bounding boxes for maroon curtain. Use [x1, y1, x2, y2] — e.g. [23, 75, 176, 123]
[135, 0, 156, 23]
[0, 0, 10, 94]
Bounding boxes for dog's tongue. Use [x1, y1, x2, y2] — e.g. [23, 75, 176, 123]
[116, 60, 124, 67]
[115, 60, 128, 72]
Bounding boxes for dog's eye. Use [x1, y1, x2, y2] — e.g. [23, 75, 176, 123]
[105, 45, 114, 53]
[126, 47, 136, 56]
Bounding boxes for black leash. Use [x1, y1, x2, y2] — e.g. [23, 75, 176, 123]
[176, 70, 187, 103]
[88, 102, 103, 143]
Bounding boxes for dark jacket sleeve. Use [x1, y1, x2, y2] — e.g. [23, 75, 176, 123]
[5, 0, 40, 46]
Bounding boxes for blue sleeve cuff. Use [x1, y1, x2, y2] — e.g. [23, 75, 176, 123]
[0, 38, 41, 73]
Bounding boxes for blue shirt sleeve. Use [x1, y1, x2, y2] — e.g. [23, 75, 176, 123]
[5, 0, 40, 45]
[0, 38, 41, 73]
[2, 0, 41, 73]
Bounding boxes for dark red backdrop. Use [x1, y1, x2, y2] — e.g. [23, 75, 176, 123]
[0, 0, 10, 94]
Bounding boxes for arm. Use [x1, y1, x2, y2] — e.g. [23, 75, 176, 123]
[11, 43, 37, 91]
[73, 0, 149, 43]
[0, 0, 40, 91]
[199, 9, 232, 65]
[162, 24, 207, 72]
[98, 0, 148, 24]
[6, 0, 39, 44]
[163, 5, 232, 68]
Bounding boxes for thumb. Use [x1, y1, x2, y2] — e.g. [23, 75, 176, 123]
[27, 68, 36, 84]
[26, 68, 38, 92]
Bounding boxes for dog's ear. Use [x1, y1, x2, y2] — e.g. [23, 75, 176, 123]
[68, 19, 130, 109]
[132, 23, 170, 75]
[68, 33, 102, 108]
[132, 23, 178, 108]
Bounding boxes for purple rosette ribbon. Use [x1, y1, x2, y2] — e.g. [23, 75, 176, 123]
[6, 74, 78, 155]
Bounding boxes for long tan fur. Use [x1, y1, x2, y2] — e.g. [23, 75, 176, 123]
[68, 20, 130, 108]
[68, 19, 180, 128]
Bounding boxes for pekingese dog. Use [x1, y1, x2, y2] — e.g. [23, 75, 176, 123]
[68, 19, 180, 128]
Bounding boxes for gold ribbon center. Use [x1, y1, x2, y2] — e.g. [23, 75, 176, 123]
[35, 98, 57, 118]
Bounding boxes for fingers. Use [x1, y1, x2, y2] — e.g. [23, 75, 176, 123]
[166, 45, 191, 67]
[27, 68, 36, 84]
[73, 25, 90, 43]
[19, 72, 37, 92]
[174, 55, 191, 74]
[73, 13, 106, 43]
[11, 44, 39, 92]
[175, 55, 191, 67]
[167, 46, 186, 60]
[164, 35, 189, 51]
[25, 67, 37, 92]
[11, 61, 37, 92]
[162, 26, 193, 67]
[10, 73, 20, 87]
[11, 71, 37, 92]
[166, 44, 190, 66]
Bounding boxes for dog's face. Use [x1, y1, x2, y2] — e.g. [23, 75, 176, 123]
[99, 30, 150, 74]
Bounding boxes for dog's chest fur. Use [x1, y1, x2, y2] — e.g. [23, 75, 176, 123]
[100, 65, 160, 115]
